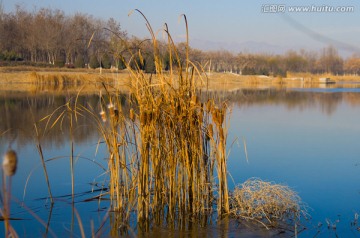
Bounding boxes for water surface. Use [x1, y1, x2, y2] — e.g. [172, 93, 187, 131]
[1, 88, 360, 237]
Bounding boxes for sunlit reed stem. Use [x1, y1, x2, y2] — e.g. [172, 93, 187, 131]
[2, 149, 18, 237]
[2, 172, 9, 237]
[69, 111, 75, 203]
[36, 143, 54, 204]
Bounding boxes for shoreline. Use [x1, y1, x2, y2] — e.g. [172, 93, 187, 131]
[1, 67, 360, 94]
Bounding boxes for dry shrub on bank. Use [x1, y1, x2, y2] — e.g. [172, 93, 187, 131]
[229, 178, 306, 229]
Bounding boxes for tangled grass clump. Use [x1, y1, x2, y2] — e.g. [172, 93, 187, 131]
[229, 178, 306, 229]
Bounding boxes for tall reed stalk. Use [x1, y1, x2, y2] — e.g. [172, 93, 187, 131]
[33, 114, 54, 204]
[1, 149, 19, 238]
[41, 96, 81, 203]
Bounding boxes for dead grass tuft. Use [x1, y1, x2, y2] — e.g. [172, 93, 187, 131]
[229, 178, 306, 229]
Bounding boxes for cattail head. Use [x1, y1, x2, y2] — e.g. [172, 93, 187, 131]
[206, 99, 212, 112]
[3, 150, 18, 177]
[212, 108, 220, 125]
[148, 111, 153, 122]
[207, 124, 213, 140]
[100, 110, 107, 122]
[140, 111, 147, 125]
[190, 95, 197, 107]
[198, 111, 203, 124]
[177, 104, 181, 115]
[219, 129, 225, 142]
[129, 109, 136, 122]
[113, 108, 119, 122]
[108, 103, 119, 122]
[108, 103, 115, 116]
[218, 110, 224, 126]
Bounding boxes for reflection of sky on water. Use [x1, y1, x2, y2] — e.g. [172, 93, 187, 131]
[292, 87, 360, 93]
[228, 96, 360, 237]
[1, 90, 360, 237]
[2, 136, 110, 236]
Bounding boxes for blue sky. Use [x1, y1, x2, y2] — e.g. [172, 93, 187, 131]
[2, 0, 360, 55]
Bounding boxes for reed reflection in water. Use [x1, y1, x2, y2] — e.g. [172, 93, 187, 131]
[2, 89, 360, 146]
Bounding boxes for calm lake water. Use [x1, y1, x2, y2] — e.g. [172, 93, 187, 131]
[1, 85, 360, 237]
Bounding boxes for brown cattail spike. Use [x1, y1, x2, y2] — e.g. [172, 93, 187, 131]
[219, 129, 224, 141]
[207, 124, 214, 139]
[140, 111, 147, 125]
[129, 109, 136, 122]
[100, 110, 106, 122]
[113, 108, 119, 121]
[206, 100, 211, 112]
[108, 103, 115, 116]
[190, 95, 197, 107]
[219, 110, 224, 126]
[3, 150, 18, 177]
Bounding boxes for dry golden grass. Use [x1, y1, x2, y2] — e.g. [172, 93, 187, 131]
[0, 70, 125, 84]
[2, 69, 360, 96]
[287, 72, 360, 82]
[0, 70, 132, 95]
[229, 178, 306, 230]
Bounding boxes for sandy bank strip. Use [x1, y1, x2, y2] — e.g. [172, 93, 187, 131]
[1, 69, 359, 95]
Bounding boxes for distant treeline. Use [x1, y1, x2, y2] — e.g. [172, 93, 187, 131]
[1, 5, 360, 76]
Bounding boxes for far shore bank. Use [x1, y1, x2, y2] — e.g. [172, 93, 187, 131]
[1, 66, 360, 94]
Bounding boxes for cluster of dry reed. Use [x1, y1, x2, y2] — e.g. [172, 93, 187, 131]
[81, 12, 307, 234]
[27, 71, 115, 88]
[29, 71, 80, 86]
[77, 11, 231, 230]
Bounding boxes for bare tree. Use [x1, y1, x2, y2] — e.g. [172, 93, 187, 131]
[318, 46, 343, 74]
[106, 17, 127, 69]
[344, 56, 360, 75]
